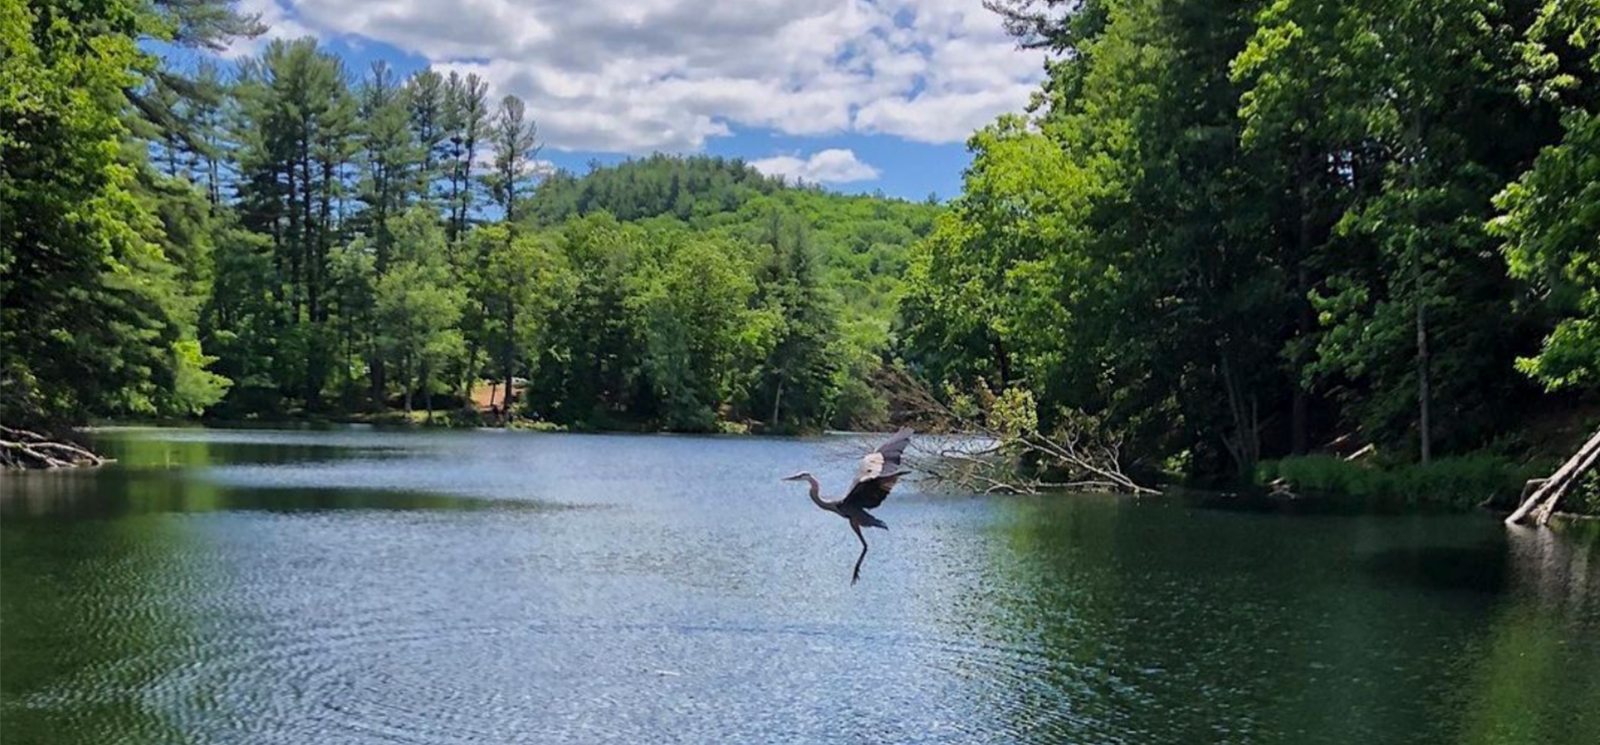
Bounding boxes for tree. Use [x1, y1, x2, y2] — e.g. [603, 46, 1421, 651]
[350, 60, 418, 404]
[905, 0, 1289, 477]
[630, 233, 764, 431]
[443, 72, 489, 249]
[373, 207, 464, 416]
[327, 236, 376, 408]
[485, 94, 540, 225]
[404, 69, 448, 199]
[355, 61, 419, 273]
[525, 214, 648, 426]
[463, 224, 569, 422]
[201, 225, 281, 415]
[753, 212, 841, 430]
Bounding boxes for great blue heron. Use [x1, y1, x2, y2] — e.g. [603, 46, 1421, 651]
[782, 427, 914, 585]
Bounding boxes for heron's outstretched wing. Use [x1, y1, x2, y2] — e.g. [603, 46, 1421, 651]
[841, 428, 913, 510]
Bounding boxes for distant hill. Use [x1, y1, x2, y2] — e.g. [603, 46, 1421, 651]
[526, 154, 941, 329]
[528, 154, 784, 225]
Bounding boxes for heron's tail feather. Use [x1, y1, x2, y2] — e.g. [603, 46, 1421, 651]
[859, 511, 888, 530]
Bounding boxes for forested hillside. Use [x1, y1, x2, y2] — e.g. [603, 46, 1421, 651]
[901, 0, 1600, 484]
[1, 0, 936, 436]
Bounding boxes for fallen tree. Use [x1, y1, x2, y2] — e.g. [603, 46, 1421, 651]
[870, 366, 1156, 496]
[0, 425, 111, 470]
[1505, 426, 1600, 526]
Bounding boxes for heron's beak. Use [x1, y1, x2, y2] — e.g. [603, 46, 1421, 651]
[781, 472, 806, 482]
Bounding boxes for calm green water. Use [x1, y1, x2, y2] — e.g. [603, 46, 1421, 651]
[2, 427, 1597, 745]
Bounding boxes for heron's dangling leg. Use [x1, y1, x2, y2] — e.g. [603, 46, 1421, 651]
[850, 520, 868, 585]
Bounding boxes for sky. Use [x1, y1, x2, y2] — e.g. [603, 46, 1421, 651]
[199, 0, 1051, 201]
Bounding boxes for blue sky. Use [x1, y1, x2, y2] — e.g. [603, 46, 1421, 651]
[201, 1, 1048, 201]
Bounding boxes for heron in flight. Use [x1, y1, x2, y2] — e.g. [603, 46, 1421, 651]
[782, 427, 914, 585]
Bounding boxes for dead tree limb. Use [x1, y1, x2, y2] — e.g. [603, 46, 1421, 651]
[869, 366, 1156, 496]
[1506, 426, 1600, 526]
[0, 425, 110, 470]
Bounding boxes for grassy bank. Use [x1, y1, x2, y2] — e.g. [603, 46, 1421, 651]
[1255, 454, 1556, 511]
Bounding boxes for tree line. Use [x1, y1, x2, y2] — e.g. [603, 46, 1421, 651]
[8, 0, 1594, 486]
[899, 0, 1599, 482]
[2, 0, 937, 436]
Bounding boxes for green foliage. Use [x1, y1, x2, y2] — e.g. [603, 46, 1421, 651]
[1568, 468, 1600, 515]
[484, 95, 540, 223]
[1493, 107, 1600, 391]
[629, 232, 764, 431]
[201, 224, 280, 414]
[902, 0, 1596, 485]
[498, 158, 932, 432]
[465, 223, 569, 406]
[1, 0, 208, 427]
[522, 214, 649, 426]
[525, 154, 938, 349]
[373, 208, 466, 413]
[170, 338, 231, 414]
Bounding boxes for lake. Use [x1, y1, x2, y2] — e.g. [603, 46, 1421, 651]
[3, 426, 1598, 744]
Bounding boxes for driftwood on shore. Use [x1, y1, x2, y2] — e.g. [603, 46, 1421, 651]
[1505, 426, 1600, 526]
[0, 425, 111, 470]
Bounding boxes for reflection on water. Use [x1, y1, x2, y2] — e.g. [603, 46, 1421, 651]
[3, 426, 1598, 745]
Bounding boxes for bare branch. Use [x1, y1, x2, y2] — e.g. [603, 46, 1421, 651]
[0, 426, 111, 470]
[880, 366, 1157, 496]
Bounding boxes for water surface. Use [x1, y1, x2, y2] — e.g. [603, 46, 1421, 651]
[3, 426, 1597, 744]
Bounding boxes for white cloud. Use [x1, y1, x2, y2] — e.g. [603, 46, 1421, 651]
[468, 146, 559, 179]
[751, 149, 881, 184]
[230, 1, 1048, 152]
[220, 0, 314, 59]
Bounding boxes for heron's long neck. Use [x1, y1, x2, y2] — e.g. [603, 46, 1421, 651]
[804, 475, 832, 510]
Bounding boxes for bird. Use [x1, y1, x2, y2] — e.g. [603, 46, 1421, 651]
[782, 427, 914, 585]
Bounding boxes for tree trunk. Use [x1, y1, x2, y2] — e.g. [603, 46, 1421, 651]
[302, 130, 318, 324]
[770, 375, 785, 428]
[206, 153, 220, 204]
[1416, 279, 1431, 464]
[404, 365, 414, 416]
[371, 356, 387, 411]
[1219, 352, 1259, 476]
[460, 339, 481, 404]
[1292, 155, 1314, 455]
[502, 304, 516, 424]
[344, 321, 356, 409]
[1407, 112, 1432, 465]
[447, 142, 463, 249]
[992, 333, 1011, 387]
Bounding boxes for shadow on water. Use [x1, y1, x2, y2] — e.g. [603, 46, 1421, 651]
[2, 427, 558, 520]
[0, 469, 536, 520]
[1361, 542, 1510, 595]
[1187, 488, 1465, 517]
[85, 426, 412, 469]
[956, 493, 1600, 745]
[1, 491, 206, 745]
